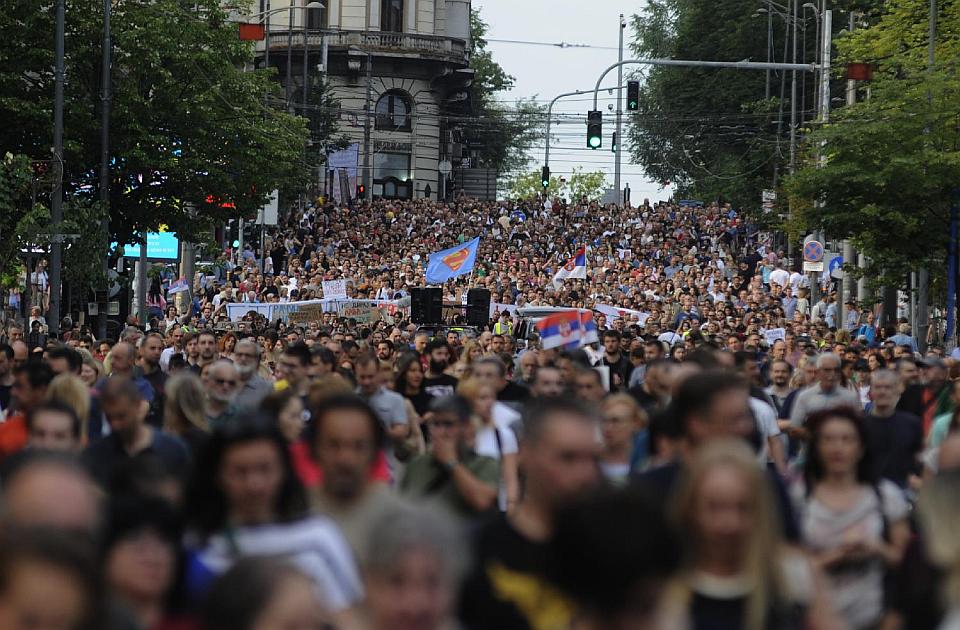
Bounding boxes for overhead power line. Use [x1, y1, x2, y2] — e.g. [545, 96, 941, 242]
[486, 38, 618, 50]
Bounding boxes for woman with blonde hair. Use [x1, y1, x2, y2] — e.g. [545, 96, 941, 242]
[667, 439, 836, 630]
[457, 377, 519, 512]
[163, 371, 209, 457]
[460, 339, 482, 365]
[599, 394, 648, 484]
[46, 374, 91, 442]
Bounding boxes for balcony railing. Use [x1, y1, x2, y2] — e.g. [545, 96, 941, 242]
[263, 29, 469, 64]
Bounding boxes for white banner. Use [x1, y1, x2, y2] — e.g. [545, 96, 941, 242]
[594, 303, 651, 327]
[226, 297, 410, 323]
[322, 279, 348, 299]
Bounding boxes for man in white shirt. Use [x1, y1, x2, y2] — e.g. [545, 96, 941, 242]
[769, 265, 790, 288]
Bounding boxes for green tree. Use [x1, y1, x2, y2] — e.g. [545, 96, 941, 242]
[785, 0, 960, 288]
[626, 0, 799, 208]
[467, 9, 546, 176]
[506, 166, 607, 201]
[506, 170, 560, 199]
[568, 168, 609, 202]
[303, 75, 351, 176]
[0, 154, 38, 281]
[0, 0, 310, 254]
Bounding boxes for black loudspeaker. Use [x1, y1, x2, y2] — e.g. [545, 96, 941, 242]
[466, 288, 491, 327]
[411, 287, 443, 324]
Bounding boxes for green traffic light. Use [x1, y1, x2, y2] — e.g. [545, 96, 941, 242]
[588, 135, 601, 149]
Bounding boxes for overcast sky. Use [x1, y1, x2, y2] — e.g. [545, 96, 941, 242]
[474, 0, 674, 202]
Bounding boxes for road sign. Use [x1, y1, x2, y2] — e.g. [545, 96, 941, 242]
[829, 256, 843, 279]
[802, 240, 824, 263]
[803, 261, 824, 273]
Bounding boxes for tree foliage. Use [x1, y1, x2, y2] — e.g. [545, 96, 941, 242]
[467, 9, 546, 176]
[785, 0, 960, 287]
[507, 167, 607, 202]
[0, 154, 38, 281]
[0, 0, 311, 264]
[626, 0, 802, 208]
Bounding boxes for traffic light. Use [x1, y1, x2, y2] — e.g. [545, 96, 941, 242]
[357, 183, 365, 198]
[627, 80, 639, 111]
[587, 110, 602, 149]
[540, 166, 550, 188]
[611, 132, 617, 153]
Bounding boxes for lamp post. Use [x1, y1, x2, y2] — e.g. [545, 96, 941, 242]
[614, 14, 625, 205]
[48, 0, 66, 337]
[303, 2, 324, 111]
[97, 0, 112, 338]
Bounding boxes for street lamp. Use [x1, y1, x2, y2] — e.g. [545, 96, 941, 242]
[802, 3, 821, 121]
[303, 1, 325, 113]
[243, 1, 323, 101]
[286, 1, 325, 110]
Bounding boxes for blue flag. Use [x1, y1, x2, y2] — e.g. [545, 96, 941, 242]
[426, 237, 480, 284]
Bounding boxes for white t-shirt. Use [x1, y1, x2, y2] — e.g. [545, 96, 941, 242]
[750, 396, 780, 464]
[190, 516, 363, 612]
[475, 423, 518, 511]
[793, 481, 908, 630]
[769, 268, 790, 288]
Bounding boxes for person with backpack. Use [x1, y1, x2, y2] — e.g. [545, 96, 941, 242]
[792, 406, 911, 630]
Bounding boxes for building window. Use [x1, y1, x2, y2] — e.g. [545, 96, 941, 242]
[375, 90, 412, 131]
[381, 0, 403, 32]
[305, 4, 326, 29]
[374, 152, 412, 199]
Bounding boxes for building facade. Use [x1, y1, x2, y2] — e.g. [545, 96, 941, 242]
[252, 0, 473, 200]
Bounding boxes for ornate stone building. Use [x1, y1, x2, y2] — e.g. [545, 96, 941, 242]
[253, 0, 473, 200]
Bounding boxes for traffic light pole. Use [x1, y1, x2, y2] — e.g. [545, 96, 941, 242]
[544, 85, 620, 169]
[590, 58, 817, 111]
[614, 15, 625, 205]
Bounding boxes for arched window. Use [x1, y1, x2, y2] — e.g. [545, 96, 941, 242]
[375, 90, 412, 131]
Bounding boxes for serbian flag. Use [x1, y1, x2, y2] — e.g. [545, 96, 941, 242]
[425, 237, 480, 284]
[536, 311, 582, 350]
[168, 277, 190, 295]
[580, 311, 599, 346]
[552, 247, 587, 289]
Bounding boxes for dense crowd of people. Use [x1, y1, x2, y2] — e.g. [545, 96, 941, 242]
[1, 195, 959, 630]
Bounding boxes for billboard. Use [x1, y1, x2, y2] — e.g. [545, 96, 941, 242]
[118, 232, 180, 260]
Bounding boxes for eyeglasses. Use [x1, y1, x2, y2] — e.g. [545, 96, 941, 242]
[213, 378, 238, 386]
[429, 420, 459, 430]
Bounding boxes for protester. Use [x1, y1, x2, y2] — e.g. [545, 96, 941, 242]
[184, 412, 363, 626]
[83, 377, 189, 488]
[308, 394, 405, 558]
[399, 395, 499, 520]
[794, 406, 911, 630]
[669, 440, 836, 630]
[362, 505, 466, 630]
[457, 376, 520, 512]
[201, 557, 330, 630]
[26, 399, 83, 452]
[460, 398, 602, 629]
[0, 526, 101, 629]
